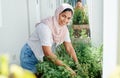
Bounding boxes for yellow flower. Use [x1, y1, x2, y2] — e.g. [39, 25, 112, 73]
[10, 64, 36, 78]
[0, 55, 9, 76]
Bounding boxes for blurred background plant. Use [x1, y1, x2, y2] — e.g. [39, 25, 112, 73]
[73, 8, 89, 25]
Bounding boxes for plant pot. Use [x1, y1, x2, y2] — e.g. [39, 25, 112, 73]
[72, 24, 90, 38]
[72, 24, 89, 30]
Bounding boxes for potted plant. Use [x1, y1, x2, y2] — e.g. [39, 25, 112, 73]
[73, 8, 88, 25]
[72, 7, 90, 38]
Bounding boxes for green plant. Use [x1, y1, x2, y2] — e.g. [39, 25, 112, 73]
[73, 8, 89, 25]
[80, 29, 88, 38]
[36, 40, 103, 78]
[68, 25, 74, 38]
[72, 41, 103, 78]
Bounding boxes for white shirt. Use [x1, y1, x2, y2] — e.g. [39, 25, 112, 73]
[27, 23, 71, 61]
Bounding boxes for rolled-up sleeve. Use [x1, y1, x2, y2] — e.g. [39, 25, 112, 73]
[64, 30, 71, 42]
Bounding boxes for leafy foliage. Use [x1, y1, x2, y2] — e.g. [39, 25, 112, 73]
[36, 57, 71, 78]
[72, 41, 103, 78]
[73, 9, 89, 25]
[36, 40, 103, 78]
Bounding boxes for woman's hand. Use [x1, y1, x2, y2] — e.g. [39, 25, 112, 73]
[75, 62, 81, 69]
[63, 64, 76, 76]
[66, 66, 76, 76]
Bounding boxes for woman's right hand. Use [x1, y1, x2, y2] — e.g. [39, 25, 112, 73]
[64, 65, 76, 76]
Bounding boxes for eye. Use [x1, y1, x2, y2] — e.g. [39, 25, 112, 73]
[68, 17, 71, 20]
[62, 15, 66, 18]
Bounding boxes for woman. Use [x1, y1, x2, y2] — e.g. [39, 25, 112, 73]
[20, 3, 79, 76]
[75, 0, 84, 10]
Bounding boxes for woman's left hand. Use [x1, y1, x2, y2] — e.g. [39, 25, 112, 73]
[75, 62, 81, 69]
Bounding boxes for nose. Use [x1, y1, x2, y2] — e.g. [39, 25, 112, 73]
[64, 18, 69, 24]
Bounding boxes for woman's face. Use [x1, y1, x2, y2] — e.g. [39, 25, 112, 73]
[77, 2, 82, 7]
[58, 11, 72, 26]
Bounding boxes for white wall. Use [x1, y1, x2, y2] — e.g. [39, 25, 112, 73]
[39, 0, 64, 20]
[27, 0, 39, 35]
[0, 0, 29, 65]
[39, 0, 55, 20]
[87, 0, 103, 47]
[0, 0, 2, 28]
[117, 0, 120, 65]
[103, 0, 118, 78]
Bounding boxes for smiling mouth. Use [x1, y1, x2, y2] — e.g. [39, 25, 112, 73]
[62, 21, 67, 25]
[61, 23, 66, 26]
